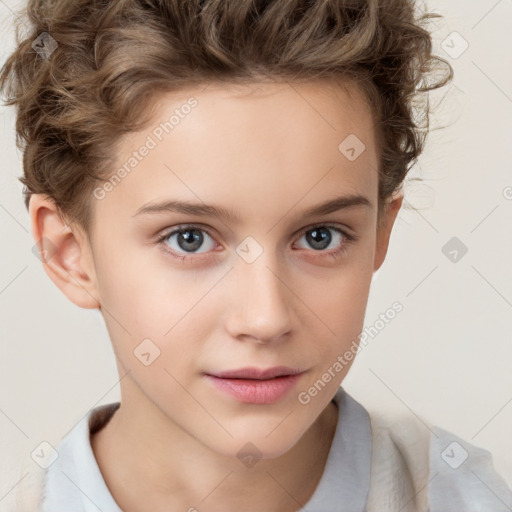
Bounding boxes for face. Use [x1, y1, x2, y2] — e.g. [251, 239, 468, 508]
[39, 79, 401, 459]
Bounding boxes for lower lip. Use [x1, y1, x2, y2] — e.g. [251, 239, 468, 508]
[205, 373, 304, 404]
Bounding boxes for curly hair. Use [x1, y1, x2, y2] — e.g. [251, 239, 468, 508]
[0, 0, 453, 233]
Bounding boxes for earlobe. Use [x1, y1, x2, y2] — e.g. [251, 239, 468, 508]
[29, 194, 100, 309]
[373, 194, 403, 273]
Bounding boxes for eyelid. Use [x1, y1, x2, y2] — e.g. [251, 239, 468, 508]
[157, 223, 216, 240]
[157, 222, 356, 244]
[294, 221, 356, 240]
[156, 223, 219, 250]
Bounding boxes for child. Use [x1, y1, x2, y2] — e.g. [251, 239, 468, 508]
[1, 0, 511, 511]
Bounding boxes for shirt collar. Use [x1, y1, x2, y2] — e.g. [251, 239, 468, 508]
[300, 386, 372, 511]
[40, 402, 122, 512]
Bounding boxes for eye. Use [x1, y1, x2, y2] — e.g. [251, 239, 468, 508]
[156, 225, 217, 260]
[156, 223, 358, 263]
[294, 225, 356, 257]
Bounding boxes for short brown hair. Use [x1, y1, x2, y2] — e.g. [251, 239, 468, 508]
[0, 0, 453, 233]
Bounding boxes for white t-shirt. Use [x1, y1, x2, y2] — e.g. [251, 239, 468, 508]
[38, 386, 512, 512]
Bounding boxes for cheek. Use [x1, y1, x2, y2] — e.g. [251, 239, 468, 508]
[95, 231, 205, 324]
[94, 241, 223, 371]
[299, 251, 375, 370]
[306, 255, 374, 326]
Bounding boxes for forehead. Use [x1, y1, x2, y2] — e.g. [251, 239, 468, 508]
[94, 78, 379, 226]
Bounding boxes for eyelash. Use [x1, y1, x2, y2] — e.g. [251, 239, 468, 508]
[155, 224, 358, 263]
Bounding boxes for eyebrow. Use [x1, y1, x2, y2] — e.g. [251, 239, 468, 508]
[132, 194, 373, 223]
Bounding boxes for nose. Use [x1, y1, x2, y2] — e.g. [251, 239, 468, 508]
[224, 254, 293, 345]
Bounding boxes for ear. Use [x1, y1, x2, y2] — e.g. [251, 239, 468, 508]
[373, 194, 403, 272]
[29, 194, 100, 309]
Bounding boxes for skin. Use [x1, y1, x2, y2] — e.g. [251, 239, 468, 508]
[29, 78, 403, 512]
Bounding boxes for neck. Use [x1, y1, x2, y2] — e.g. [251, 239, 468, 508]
[91, 389, 339, 512]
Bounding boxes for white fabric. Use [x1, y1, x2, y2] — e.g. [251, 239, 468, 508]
[39, 403, 122, 512]
[1, 386, 511, 511]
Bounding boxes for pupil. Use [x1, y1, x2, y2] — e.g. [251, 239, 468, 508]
[178, 229, 203, 252]
[307, 227, 331, 250]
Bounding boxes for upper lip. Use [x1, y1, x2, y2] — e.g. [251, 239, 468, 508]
[207, 366, 305, 380]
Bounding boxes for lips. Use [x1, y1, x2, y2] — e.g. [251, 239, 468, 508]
[207, 366, 304, 380]
[204, 366, 306, 404]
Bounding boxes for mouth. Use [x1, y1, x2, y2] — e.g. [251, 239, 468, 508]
[207, 366, 305, 380]
[204, 366, 306, 404]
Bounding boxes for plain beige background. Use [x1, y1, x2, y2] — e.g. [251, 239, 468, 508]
[1, 0, 511, 492]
